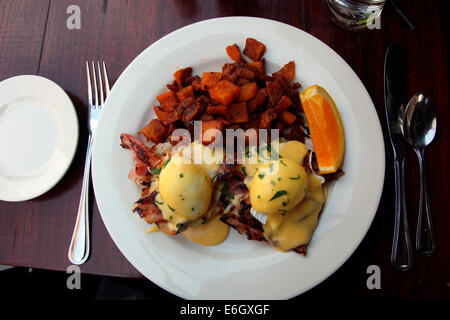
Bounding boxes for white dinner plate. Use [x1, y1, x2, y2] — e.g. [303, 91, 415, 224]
[0, 75, 78, 201]
[92, 17, 385, 299]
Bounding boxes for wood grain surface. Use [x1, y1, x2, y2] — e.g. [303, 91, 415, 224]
[0, 0, 448, 299]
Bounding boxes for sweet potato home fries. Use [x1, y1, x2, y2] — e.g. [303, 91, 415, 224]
[120, 38, 345, 255]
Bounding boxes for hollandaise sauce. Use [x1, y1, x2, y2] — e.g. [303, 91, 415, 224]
[182, 216, 230, 246]
[263, 173, 326, 252]
[242, 140, 327, 252]
[149, 142, 231, 246]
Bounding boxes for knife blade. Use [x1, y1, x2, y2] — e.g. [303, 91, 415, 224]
[384, 42, 413, 271]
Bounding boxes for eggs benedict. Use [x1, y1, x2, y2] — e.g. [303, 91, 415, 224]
[120, 135, 231, 246]
[221, 139, 327, 253]
[121, 132, 329, 254]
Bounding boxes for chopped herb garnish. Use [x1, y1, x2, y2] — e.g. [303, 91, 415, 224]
[257, 144, 270, 160]
[163, 158, 171, 169]
[257, 194, 261, 199]
[179, 172, 184, 178]
[154, 199, 164, 205]
[278, 209, 288, 216]
[170, 215, 173, 220]
[269, 162, 274, 173]
[150, 168, 161, 175]
[277, 177, 281, 181]
[244, 146, 252, 158]
[282, 198, 290, 207]
[220, 181, 234, 200]
[280, 159, 287, 166]
[268, 144, 281, 160]
[256, 143, 281, 160]
[167, 204, 175, 212]
[269, 190, 288, 201]
[191, 207, 194, 211]
[258, 172, 265, 179]
[289, 174, 302, 180]
[270, 180, 276, 186]
[201, 218, 206, 224]
[241, 166, 247, 177]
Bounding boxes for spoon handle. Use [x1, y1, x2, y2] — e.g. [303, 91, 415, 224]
[391, 158, 413, 270]
[414, 147, 437, 256]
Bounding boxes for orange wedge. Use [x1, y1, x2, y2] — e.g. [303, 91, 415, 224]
[300, 85, 345, 174]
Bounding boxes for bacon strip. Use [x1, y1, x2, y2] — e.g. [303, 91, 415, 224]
[293, 245, 307, 255]
[120, 133, 162, 169]
[218, 171, 312, 254]
[215, 168, 263, 242]
[156, 221, 177, 235]
[220, 210, 266, 242]
[128, 154, 152, 186]
[131, 189, 178, 235]
[132, 190, 164, 224]
[215, 163, 241, 183]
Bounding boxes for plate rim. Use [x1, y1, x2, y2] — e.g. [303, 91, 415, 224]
[92, 16, 385, 299]
[0, 74, 79, 202]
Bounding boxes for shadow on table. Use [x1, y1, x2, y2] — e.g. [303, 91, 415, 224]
[0, 267, 179, 300]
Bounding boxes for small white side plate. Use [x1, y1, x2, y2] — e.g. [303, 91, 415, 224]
[0, 75, 78, 201]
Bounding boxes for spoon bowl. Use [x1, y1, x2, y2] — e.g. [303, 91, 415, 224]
[402, 93, 437, 256]
[402, 93, 437, 148]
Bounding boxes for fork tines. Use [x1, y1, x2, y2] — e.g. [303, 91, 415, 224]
[86, 61, 110, 108]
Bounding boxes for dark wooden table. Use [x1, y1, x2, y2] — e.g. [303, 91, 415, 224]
[0, 0, 448, 300]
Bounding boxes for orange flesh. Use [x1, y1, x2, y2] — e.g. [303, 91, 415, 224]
[301, 89, 344, 173]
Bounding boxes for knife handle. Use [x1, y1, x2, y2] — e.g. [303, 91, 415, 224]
[391, 159, 413, 271]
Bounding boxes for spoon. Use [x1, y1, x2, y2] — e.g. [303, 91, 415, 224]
[401, 93, 437, 256]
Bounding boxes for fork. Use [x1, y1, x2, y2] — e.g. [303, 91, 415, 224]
[68, 61, 110, 265]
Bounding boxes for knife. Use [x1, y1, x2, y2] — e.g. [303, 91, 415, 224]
[384, 42, 413, 271]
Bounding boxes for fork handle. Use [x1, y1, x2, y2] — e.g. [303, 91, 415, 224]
[391, 158, 413, 271]
[68, 134, 93, 265]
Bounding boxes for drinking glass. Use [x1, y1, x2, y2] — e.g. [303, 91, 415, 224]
[325, 0, 386, 31]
